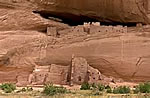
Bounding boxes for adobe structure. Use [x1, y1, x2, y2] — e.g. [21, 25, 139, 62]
[47, 22, 128, 37]
[16, 57, 120, 86]
[2, 0, 150, 88]
[47, 27, 58, 37]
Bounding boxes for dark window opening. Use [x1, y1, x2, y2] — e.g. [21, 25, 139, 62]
[78, 76, 82, 81]
[98, 76, 102, 80]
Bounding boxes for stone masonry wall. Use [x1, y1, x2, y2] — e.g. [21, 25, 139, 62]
[52, 22, 128, 38]
[72, 57, 88, 84]
[27, 64, 69, 85]
[18, 57, 122, 86]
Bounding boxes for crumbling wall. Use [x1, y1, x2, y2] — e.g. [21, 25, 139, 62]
[72, 57, 88, 84]
[71, 57, 121, 85]
[28, 64, 69, 85]
[16, 57, 122, 86]
[46, 64, 69, 84]
[57, 23, 128, 38]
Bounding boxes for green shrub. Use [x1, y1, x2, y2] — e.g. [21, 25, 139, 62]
[113, 86, 130, 94]
[105, 85, 111, 89]
[80, 83, 91, 90]
[138, 82, 150, 93]
[133, 86, 140, 94]
[97, 84, 105, 91]
[105, 85, 112, 93]
[43, 84, 67, 96]
[106, 88, 112, 93]
[0, 83, 16, 93]
[91, 83, 97, 90]
[113, 88, 119, 94]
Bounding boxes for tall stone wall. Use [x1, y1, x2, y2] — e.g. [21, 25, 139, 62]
[72, 57, 88, 84]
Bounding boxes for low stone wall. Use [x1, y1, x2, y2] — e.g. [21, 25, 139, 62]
[27, 64, 69, 85]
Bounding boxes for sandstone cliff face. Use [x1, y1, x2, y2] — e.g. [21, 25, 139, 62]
[1, 0, 150, 24]
[33, 0, 150, 24]
[1, 0, 150, 85]
[44, 33, 150, 82]
[0, 0, 69, 83]
[0, 0, 69, 31]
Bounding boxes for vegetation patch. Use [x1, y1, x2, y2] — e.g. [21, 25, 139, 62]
[0, 83, 16, 93]
[97, 84, 105, 91]
[80, 83, 112, 96]
[43, 84, 67, 96]
[80, 83, 110, 92]
[133, 82, 150, 93]
[113, 86, 130, 94]
[80, 83, 91, 90]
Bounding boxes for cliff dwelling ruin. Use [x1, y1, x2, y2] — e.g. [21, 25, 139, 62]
[47, 22, 128, 38]
[16, 57, 120, 86]
[2, 0, 150, 88]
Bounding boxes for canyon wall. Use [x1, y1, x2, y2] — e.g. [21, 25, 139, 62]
[33, 0, 150, 24]
[1, 0, 150, 86]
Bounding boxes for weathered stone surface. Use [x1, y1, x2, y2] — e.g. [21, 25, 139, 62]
[1, 0, 150, 24]
[16, 73, 30, 86]
[1, 0, 150, 86]
[25, 57, 118, 85]
[0, 56, 10, 66]
[0, 0, 70, 31]
[33, 0, 150, 24]
[27, 64, 69, 85]
[88, 66, 102, 84]
[70, 57, 120, 85]
[0, 9, 69, 31]
[47, 27, 58, 37]
[44, 33, 150, 82]
[0, 66, 32, 84]
[46, 64, 69, 85]
[72, 57, 89, 84]
[0, 9, 47, 31]
[45, 73, 67, 84]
